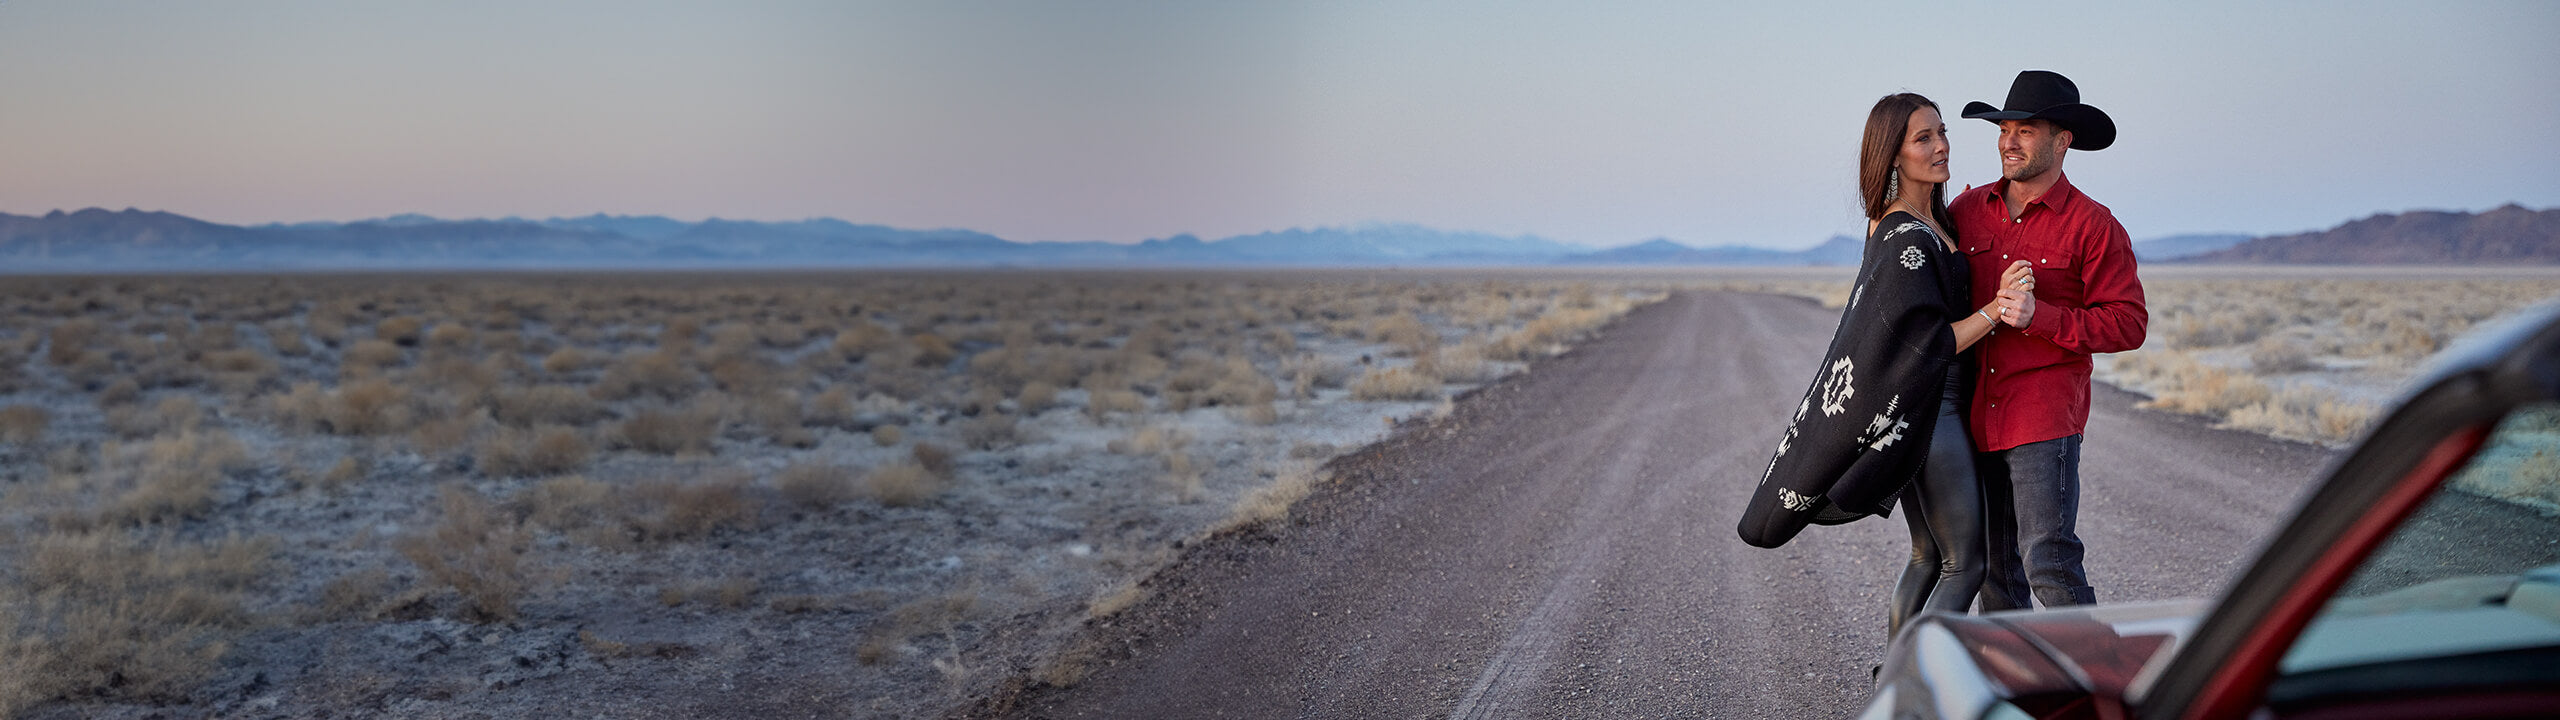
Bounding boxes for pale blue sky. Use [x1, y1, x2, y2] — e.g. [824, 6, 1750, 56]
[1, 1, 2552, 249]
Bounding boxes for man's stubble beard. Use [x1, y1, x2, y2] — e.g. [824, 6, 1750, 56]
[2003, 142, 2061, 182]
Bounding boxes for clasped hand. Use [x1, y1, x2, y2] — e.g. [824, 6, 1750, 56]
[1994, 260, 2036, 328]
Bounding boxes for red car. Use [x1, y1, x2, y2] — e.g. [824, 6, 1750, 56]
[1861, 300, 2560, 720]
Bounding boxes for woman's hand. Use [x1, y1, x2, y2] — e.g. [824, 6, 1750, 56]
[1996, 260, 2036, 327]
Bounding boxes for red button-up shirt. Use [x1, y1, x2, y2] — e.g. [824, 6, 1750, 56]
[1951, 172, 2148, 452]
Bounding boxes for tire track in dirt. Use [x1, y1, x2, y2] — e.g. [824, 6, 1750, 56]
[972, 290, 2338, 719]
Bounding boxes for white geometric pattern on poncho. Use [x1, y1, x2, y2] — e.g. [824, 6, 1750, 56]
[1899, 245, 1926, 270]
[1855, 395, 1904, 450]
[1817, 356, 1855, 416]
[1776, 487, 1817, 512]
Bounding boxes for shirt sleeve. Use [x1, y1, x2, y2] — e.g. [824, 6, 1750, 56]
[2023, 217, 2147, 354]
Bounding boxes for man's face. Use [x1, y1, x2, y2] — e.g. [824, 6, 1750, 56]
[1996, 119, 2070, 183]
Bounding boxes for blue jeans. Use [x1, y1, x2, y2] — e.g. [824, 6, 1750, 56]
[1977, 435, 2095, 609]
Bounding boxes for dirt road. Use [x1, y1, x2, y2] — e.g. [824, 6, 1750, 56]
[977, 290, 2340, 719]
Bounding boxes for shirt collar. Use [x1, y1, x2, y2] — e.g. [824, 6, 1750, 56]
[1990, 171, 2079, 214]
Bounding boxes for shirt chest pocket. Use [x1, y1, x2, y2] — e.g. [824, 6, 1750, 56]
[2016, 244, 2083, 303]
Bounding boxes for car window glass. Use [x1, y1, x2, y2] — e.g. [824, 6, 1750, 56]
[2279, 402, 2560, 677]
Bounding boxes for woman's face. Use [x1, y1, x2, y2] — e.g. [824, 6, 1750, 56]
[1899, 106, 1950, 187]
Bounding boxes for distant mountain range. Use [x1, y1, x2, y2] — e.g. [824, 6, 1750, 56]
[0, 205, 2547, 271]
[0, 209, 1863, 271]
[2180, 204, 2560, 265]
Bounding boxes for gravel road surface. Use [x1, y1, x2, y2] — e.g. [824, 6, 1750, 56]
[976, 290, 2342, 719]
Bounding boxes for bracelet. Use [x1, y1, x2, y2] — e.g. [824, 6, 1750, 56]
[1977, 309, 1996, 326]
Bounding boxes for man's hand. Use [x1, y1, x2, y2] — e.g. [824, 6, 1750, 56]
[1996, 287, 2036, 328]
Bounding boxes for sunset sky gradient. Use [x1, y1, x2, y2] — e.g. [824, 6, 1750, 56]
[1, 1, 2552, 249]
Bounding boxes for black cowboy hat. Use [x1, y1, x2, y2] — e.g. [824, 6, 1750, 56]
[1962, 70, 2115, 151]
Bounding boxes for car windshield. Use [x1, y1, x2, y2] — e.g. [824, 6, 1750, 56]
[2277, 402, 2560, 680]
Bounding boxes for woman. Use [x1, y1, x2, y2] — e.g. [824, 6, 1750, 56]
[1735, 93, 2032, 639]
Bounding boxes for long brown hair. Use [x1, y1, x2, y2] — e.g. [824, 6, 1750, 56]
[1859, 93, 1953, 234]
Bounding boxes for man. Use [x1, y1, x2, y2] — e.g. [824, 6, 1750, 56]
[1952, 70, 2147, 609]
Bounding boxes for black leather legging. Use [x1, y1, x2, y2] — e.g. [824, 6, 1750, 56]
[1888, 368, 1985, 640]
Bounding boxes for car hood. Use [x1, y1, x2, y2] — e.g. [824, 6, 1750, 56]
[1867, 600, 2208, 719]
[1961, 599, 2209, 701]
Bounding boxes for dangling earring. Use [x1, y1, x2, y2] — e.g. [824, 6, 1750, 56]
[1885, 167, 1900, 202]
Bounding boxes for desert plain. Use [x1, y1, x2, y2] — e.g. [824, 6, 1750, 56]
[0, 266, 2555, 718]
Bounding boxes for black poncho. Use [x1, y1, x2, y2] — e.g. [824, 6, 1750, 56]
[1738, 212, 1968, 549]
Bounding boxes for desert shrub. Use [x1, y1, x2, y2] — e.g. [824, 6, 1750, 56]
[374, 316, 426, 346]
[409, 411, 483, 460]
[1369, 312, 1438, 357]
[339, 338, 407, 373]
[1222, 463, 1326, 530]
[45, 318, 101, 366]
[613, 405, 719, 456]
[959, 413, 1018, 450]
[659, 314, 705, 347]
[2248, 336, 2317, 374]
[1426, 342, 1503, 384]
[1085, 388, 1147, 418]
[0, 531, 272, 713]
[746, 391, 813, 448]
[1017, 380, 1059, 414]
[395, 485, 533, 621]
[0, 404, 45, 445]
[2219, 385, 2380, 446]
[417, 355, 505, 402]
[864, 462, 943, 507]
[1108, 425, 1188, 456]
[1159, 452, 1205, 502]
[1282, 355, 1354, 395]
[513, 474, 616, 532]
[708, 353, 784, 395]
[776, 462, 859, 508]
[108, 394, 206, 439]
[263, 320, 309, 357]
[320, 455, 366, 490]
[871, 424, 904, 447]
[492, 384, 604, 427]
[911, 442, 956, 477]
[308, 310, 348, 348]
[475, 425, 592, 478]
[625, 473, 758, 541]
[202, 347, 276, 380]
[806, 386, 856, 426]
[312, 567, 393, 621]
[96, 377, 142, 407]
[1205, 357, 1277, 407]
[591, 350, 700, 401]
[540, 347, 591, 375]
[1230, 401, 1281, 425]
[274, 378, 413, 436]
[425, 323, 474, 350]
[2142, 365, 2273, 418]
[89, 430, 251, 527]
[830, 321, 896, 361]
[909, 332, 957, 367]
[1350, 365, 1443, 401]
